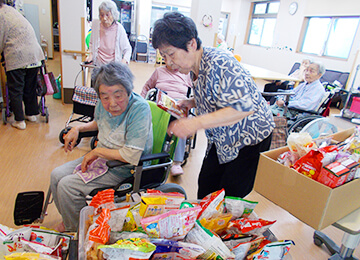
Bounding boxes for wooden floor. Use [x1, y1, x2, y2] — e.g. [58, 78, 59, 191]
[1, 53, 360, 259]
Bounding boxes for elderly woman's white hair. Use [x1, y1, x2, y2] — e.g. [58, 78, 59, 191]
[99, 0, 119, 21]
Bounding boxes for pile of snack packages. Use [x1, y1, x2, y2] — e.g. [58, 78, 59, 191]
[83, 188, 294, 260]
[278, 126, 360, 188]
[0, 224, 72, 259]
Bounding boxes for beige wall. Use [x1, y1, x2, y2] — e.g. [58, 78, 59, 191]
[24, 0, 53, 59]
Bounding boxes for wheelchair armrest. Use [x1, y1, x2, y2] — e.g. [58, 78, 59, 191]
[261, 91, 295, 97]
[106, 152, 171, 168]
[288, 107, 320, 115]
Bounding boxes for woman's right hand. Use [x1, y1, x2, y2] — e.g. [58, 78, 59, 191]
[64, 127, 80, 153]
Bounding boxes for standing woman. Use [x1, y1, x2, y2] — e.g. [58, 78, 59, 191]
[152, 12, 275, 199]
[86, 0, 132, 65]
[0, 0, 45, 130]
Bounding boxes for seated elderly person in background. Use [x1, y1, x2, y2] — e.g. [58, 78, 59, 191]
[271, 61, 326, 118]
[141, 63, 192, 176]
[264, 58, 312, 104]
[50, 62, 153, 232]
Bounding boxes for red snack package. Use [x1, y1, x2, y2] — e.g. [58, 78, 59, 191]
[292, 150, 324, 180]
[227, 218, 276, 236]
[89, 189, 116, 215]
[89, 208, 111, 244]
[198, 189, 225, 220]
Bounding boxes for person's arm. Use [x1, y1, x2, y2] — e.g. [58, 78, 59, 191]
[64, 120, 98, 153]
[168, 106, 253, 139]
[140, 69, 158, 98]
[118, 24, 132, 64]
[80, 147, 127, 172]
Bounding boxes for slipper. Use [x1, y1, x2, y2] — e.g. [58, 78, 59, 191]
[171, 164, 184, 176]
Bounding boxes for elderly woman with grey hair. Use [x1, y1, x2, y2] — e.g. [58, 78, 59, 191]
[50, 62, 153, 232]
[86, 0, 132, 65]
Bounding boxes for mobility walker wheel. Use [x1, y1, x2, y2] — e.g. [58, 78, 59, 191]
[90, 136, 98, 150]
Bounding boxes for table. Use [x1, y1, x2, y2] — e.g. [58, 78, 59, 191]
[242, 63, 301, 88]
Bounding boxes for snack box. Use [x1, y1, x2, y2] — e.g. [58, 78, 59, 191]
[317, 161, 350, 188]
[254, 127, 360, 230]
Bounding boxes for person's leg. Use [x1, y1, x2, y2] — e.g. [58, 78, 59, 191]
[23, 67, 40, 117]
[55, 164, 126, 231]
[197, 145, 223, 199]
[219, 134, 272, 198]
[6, 69, 26, 121]
[171, 138, 186, 176]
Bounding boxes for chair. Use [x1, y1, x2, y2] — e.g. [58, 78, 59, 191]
[135, 35, 148, 63]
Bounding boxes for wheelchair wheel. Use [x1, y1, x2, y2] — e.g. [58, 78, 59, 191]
[300, 118, 338, 139]
[287, 115, 322, 135]
[90, 136, 98, 150]
[59, 127, 81, 147]
[156, 183, 187, 199]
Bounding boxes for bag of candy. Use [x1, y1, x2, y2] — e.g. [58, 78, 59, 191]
[287, 132, 317, 158]
[226, 218, 276, 236]
[225, 196, 258, 220]
[150, 239, 206, 259]
[247, 240, 295, 260]
[198, 189, 225, 221]
[156, 90, 188, 119]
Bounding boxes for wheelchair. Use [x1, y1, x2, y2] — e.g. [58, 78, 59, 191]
[263, 87, 338, 149]
[14, 100, 187, 225]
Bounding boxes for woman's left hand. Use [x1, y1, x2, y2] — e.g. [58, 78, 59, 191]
[168, 117, 199, 139]
[81, 149, 99, 172]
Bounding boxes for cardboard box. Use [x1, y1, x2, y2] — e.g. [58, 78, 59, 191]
[254, 127, 360, 230]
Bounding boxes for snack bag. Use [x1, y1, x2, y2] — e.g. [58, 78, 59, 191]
[93, 204, 130, 232]
[287, 132, 317, 158]
[89, 189, 116, 215]
[199, 213, 232, 235]
[221, 233, 254, 249]
[151, 239, 206, 260]
[156, 90, 188, 118]
[232, 236, 267, 259]
[140, 206, 201, 240]
[139, 190, 185, 218]
[98, 238, 156, 260]
[292, 149, 324, 180]
[88, 208, 111, 245]
[248, 240, 295, 260]
[198, 189, 225, 220]
[225, 196, 258, 220]
[123, 203, 141, 232]
[226, 218, 276, 236]
[4, 252, 61, 259]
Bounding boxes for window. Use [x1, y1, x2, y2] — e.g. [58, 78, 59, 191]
[247, 1, 280, 47]
[150, 4, 190, 29]
[301, 17, 360, 59]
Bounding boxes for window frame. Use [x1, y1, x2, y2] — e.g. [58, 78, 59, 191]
[299, 16, 360, 60]
[246, 1, 280, 47]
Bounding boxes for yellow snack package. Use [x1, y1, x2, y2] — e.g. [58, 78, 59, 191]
[199, 213, 232, 235]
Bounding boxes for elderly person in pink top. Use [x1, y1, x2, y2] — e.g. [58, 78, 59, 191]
[141, 64, 192, 176]
[86, 1, 132, 65]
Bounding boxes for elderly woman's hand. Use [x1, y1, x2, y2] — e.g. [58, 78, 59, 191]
[168, 117, 199, 139]
[177, 98, 196, 111]
[64, 126, 80, 153]
[81, 149, 99, 172]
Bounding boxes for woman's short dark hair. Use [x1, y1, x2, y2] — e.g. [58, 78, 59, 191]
[0, 0, 5, 7]
[91, 62, 134, 96]
[152, 12, 202, 51]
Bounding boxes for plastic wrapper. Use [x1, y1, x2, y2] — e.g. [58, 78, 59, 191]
[232, 236, 267, 260]
[139, 190, 185, 218]
[185, 220, 235, 259]
[277, 151, 299, 167]
[140, 206, 201, 240]
[93, 205, 130, 232]
[225, 196, 258, 220]
[199, 213, 232, 235]
[156, 90, 188, 119]
[226, 218, 276, 236]
[150, 239, 206, 259]
[4, 253, 60, 260]
[247, 240, 294, 259]
[89, 189, 116, 215]
[221, 233, 254, 249]
[98, 238, 156, 260]
[108, 232, 148, 245]
[287, 132, 317, 158]
[123, 203, 141, 232]
[198, 189, 225, 221]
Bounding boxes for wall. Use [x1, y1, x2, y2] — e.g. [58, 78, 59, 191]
[233, 0, 360, 89]
[58, 0, 86, 98]
[24, 0, 54, 59]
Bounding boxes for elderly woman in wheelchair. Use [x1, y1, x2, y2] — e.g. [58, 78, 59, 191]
[50, 62, 153, 232]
